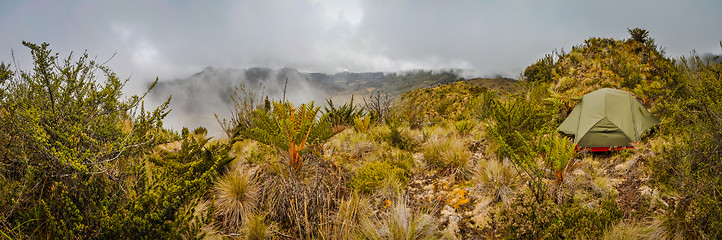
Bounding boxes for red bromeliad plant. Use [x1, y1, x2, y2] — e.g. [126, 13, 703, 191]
[245, 100, 332, 172]
[543, 134, 579, 185]
[542, 133, 580, 204]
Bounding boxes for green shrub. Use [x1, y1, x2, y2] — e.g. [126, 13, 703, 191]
[498, 196, 622, 239]
[110, 128, 233, 239]
[650, 50, 722, 239]
[350, 161, 407, 194]
[485, 86, 556, 203]
[384, 118, 420, 151]
[524, 54, 555, 83]
[0, 42, 223, 239]
[622, 72, 643, 89]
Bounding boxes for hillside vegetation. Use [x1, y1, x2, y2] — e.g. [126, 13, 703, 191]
[1, 29, 721, 239]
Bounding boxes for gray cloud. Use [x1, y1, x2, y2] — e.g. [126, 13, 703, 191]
[1, 0, 720, 133]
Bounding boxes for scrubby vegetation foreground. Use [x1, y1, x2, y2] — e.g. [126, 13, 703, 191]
[1, 29, 721, 239]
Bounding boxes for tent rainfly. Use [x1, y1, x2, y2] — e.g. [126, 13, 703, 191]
[557, 88, 660, 152]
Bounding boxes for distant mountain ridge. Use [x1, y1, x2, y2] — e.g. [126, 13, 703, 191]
[149, 67, 488, 137]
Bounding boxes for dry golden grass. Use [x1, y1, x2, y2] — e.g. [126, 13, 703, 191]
[602, 217, 669, 240]
[475, 158, 520, 205]
[214, 165, 260, 231]
[358, 198, 440, 240]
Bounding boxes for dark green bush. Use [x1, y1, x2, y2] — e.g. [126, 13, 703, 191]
[524, 54, 555, 83]
[498, 196, 622, 239]
[627, 27, 649, 44]
[0, 42, 231, 239]
[650, 50, 722, 239]
[384, 118, 419, 151]
[105, 128, 233, 239]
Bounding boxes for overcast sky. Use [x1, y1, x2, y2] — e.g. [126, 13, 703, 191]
[1, 0, 721, 94]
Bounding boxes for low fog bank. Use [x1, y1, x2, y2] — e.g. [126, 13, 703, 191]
[148, 67, 388, 137]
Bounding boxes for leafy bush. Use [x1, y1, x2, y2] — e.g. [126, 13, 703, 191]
[485, 87, 556, 203]
[218, 82, 268, 138]
[110, 128, 233, 239]
[650, 50, 722, 239]
[350, 161, 407, 194]
[0, 42, 196, 238]
[524, 54, 555, 83]
[498, 196, 622, 239]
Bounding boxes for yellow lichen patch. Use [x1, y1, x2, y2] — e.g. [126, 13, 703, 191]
[445, 188, 470, 209]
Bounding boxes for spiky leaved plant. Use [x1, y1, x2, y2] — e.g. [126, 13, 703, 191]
[542, 134, 578, 185]
[214, 165, 260, 232]
[353, 114, 372, 133]
[541, 134, 579, 204]
[245, 100, 332, 172]
[324, 95, 365, 128]
[453, 119, 475, 136]
[627, 28, 649, 43]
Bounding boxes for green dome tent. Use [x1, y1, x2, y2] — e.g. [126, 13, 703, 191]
[557, 88, 660, 151]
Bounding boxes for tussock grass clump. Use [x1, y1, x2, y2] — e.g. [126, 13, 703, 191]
[241, 213, 276, 240]
[475, 158, 520, 205]
[260, 157, 346, 239]
[422, 136, 472, 176]
[601, 218, 667, 240]
[358, 199, 441, 240]
[328, 193, 374, 239]
[214, 165, 261, 231]
[348, 135, 378, 160]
